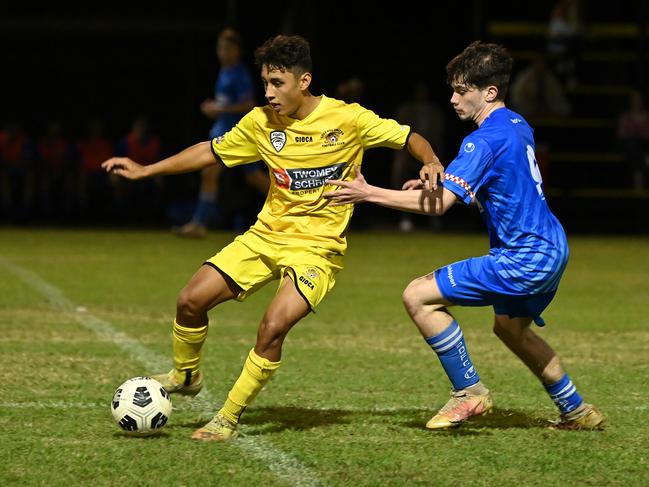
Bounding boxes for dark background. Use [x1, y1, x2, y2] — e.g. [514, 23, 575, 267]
[1, 1, 648, 232]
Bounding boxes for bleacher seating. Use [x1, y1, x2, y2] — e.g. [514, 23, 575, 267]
[485, 11, 649, 231]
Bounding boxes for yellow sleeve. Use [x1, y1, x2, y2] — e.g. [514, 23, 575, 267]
[211, 111, 261, 167]
[356, 106, 411, 150]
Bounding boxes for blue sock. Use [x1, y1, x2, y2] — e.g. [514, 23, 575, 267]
[192, 197, 217, 226]
[544, 374, 583, 415]
[425, 320, 480, 390]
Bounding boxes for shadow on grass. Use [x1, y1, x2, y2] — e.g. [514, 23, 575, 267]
[171, 405, 548, 435]
[111, 431, 171, 439]
[170, 405, 354, 434]
[403, 407, 549, 434]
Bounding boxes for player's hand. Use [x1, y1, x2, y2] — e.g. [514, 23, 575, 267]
[402, 179, 424, 190]
[324, 165, 370, 206]
[101, 157, 148, 180]
[419, 161, 445, 190]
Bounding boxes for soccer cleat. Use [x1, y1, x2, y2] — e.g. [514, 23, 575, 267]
[150, 369, 203, 397]
[426, 383, 493, 429]
[191, 413, 238, 441]
[551, 403, 605, 430]
[172, 222, 207, 239]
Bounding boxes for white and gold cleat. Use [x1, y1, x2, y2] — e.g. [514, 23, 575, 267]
[426, 382, 493, 429]
[191, 413, 238, 442]
[150, 369, 203, 397]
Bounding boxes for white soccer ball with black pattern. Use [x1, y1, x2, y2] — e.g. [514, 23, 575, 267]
[111, 377, 172, 436]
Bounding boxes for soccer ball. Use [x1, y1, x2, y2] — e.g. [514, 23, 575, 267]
[111, 377, 172, 436]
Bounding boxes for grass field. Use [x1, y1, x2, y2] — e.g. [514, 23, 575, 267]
[1, 228, 648, 486]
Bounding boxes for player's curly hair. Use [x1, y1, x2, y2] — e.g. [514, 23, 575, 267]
[254, 35, 312, 74]
[446, 41, 513, 101]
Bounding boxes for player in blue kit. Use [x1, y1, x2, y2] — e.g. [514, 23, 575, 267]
[174, 27, 268, 237]
[326, 41, 604, 430]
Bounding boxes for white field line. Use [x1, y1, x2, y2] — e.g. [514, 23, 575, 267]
[0, 256, 323, 487]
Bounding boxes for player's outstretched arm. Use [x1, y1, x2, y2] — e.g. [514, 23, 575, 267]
[407, 132, 445, 190]
[325, 165, 457, 216]
[101, 141, 218, 179]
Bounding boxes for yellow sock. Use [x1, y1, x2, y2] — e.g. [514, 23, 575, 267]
[172, 320, 208, 382]
[219, 348, 281, 424]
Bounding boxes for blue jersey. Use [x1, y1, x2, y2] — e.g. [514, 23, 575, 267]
[210, 63, 254, 138]
[443, 107, 568, 294]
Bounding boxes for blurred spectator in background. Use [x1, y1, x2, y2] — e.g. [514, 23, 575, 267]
[116, 114, 163, 216]
[547, 0, 585, 87]
[617, 89, 649, 191]
[336, 77, 366, 104]
[38, 120, 74, 217]
[216, 157, 270, 231]
[390, 80, 445, 231]
[174, 26, 266, 238]
[77, 118, 114, 215]
[510, 55, 570, 188]
[335, 76, 383, 231]
[510, 55, 571, 118]
[0, 123, 35, 222]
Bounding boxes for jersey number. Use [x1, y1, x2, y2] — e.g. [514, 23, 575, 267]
[526, 145, 545, 200]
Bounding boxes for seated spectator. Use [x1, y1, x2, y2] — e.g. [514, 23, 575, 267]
[77, 118, 114, 215]
[38, 121, 74, 217]
[0, 122, 36, 221]
[617, 89, 649, 190]
[116, 115, 163, 215]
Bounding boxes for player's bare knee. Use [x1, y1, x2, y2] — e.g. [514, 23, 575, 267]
[176, 289, 206, 318]
[403, 282, 445, 317]
[258, 317, 289, 342]
[402, 282, 423, 315]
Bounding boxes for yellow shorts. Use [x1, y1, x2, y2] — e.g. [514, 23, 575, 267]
[205, 230, 343, 310]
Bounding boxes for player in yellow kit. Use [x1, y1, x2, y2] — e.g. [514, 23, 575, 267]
[102, 34, 444, 441]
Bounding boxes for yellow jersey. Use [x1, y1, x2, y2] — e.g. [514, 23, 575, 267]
[211, 95, 410, 255]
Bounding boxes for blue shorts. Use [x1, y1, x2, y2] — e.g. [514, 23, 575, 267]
[434, 255, 560, 326]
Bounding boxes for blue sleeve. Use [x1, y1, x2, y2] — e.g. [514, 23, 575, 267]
[233, 67, 254, 103]
[443, 136, 493, 204]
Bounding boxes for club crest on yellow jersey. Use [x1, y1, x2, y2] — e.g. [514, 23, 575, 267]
[320, 129, 345, 147]
[270, 130, 286, 152]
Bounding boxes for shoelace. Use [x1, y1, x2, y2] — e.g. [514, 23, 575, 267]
[438, 390, 470, 414]
[203, 416, 235, 434]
